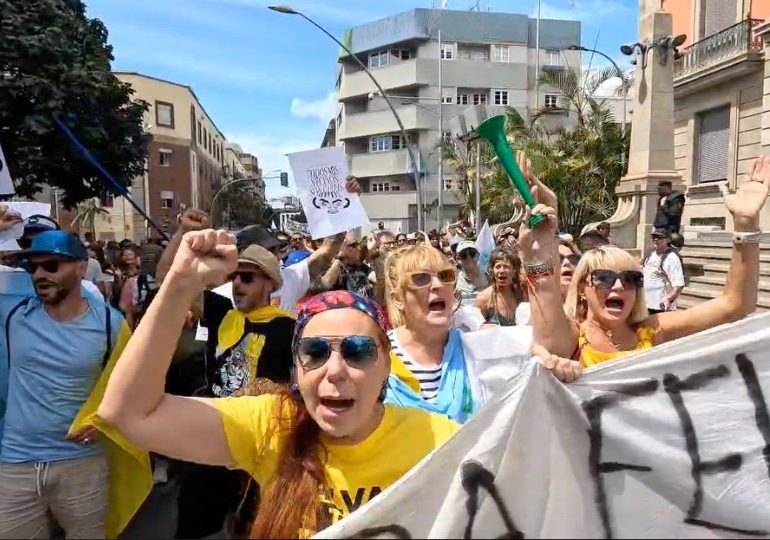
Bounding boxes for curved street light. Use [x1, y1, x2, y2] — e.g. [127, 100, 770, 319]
[269, 4, 425, 231]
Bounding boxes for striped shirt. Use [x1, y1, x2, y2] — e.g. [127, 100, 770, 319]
[388, 329, 442, 402]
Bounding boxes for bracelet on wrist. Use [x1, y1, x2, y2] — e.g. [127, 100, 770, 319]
[523, 262, 555, 284]
[733, 231, 762, 244]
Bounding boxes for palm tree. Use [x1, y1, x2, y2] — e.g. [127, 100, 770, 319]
[438, 137, 523, 227]
[71, 198, 109, 238]
[503, 67, 629, 235]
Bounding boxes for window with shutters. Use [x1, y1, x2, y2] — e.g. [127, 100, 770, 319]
[492, 45, 511, 63]
[695, 106, 730, 183]
[701, 0, 737, 38]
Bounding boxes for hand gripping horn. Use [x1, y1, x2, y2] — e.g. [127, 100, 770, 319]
[475, 114, 545, 227]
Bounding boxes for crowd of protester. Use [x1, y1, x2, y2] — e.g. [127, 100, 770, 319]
[0, 155, 767, 539]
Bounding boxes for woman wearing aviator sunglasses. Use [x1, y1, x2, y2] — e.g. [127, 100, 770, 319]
[551, 156, 770, 368]
[98, 230, 458, 539]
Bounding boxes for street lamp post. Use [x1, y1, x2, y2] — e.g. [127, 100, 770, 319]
[566, 45, 629, 139]
[269, 4, 425, 232]
[211, 174, 282, 229]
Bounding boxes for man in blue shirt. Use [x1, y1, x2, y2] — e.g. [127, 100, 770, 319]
[0, 229, 126, 539]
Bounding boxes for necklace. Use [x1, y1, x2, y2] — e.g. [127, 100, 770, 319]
[585, 319, 626, 351]
[491, 286, 517, 326]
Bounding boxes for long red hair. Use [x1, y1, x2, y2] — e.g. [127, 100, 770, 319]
[249, 390, 330, 538]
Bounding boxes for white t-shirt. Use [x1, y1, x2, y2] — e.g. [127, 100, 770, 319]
[643, 250, 685, 310]
[211, 259, 311, 314]
[85, 258, 104, 284]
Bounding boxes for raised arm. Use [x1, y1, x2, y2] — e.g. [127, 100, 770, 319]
[651, 156, 770, 343]
[516, 152, 579, 358]
[98, 229, 238, 466]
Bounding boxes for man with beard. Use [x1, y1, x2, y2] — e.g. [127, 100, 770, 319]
[0, 230, 131, 538]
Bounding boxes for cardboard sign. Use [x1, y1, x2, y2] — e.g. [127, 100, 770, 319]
[287, 147, 369, 239]
[316, 314, 770, 539]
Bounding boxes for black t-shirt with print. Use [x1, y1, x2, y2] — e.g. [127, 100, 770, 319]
[201, 297, 296, 397]
[336, 261, 374, 299]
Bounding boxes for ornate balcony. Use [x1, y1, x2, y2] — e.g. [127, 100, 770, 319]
[674, 19, 764, 80]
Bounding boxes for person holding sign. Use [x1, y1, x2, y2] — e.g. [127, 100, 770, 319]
[97, 230, 458, 539]
[535, 156, 770, 367]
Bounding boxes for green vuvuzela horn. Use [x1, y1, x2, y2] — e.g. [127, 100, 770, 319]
[475, 115, 545, 227]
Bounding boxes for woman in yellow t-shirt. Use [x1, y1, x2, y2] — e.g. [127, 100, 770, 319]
[98, 229, 458, 539]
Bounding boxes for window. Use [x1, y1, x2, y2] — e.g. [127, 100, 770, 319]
[492, 45, 511, 63]
[473, 93, 488, 105]
[160, 191, 174, 209]
[493, 90, 509, 106]
[442, 96, 453, 104]
[159, 149, 172, 167]
[440, 44, 454, 60]
[442, 131, 452, 143]
[696, 106, 730, 183]
[458, 93, 469, 105]
[155, 101, 174, 128]
[392, 185, 401, 191]
[703, 0, 737, 37]
[99, 192, 114, 207]
[369, 134, 406, 152]
[369, 50, 389, 68]
[391, 49, 411, 60]
[546, 50, 561, 66]
[372, 182, 391, 192]
[544, 94, 559, 109]
[459, 46, 488, 61]
[197, 121, 202, 143]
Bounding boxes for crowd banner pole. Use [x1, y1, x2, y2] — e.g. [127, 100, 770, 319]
[53, 117, 170, 241]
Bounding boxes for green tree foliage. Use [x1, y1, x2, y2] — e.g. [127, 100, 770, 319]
[440, 66, 628, 235]
[0, 0, 149, 207]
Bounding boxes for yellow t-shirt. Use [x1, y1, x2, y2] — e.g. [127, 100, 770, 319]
[579, 326, 656, 368]
[215, 395, 458, 525]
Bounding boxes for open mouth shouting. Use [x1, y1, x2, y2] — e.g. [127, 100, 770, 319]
[427, 297, 447, 313]
[319, 396, 355, 417]
[604, 296, 626, 314]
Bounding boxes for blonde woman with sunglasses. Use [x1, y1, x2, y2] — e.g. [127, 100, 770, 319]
[383, 245, 477, 422]
[534, 156, 770, 368]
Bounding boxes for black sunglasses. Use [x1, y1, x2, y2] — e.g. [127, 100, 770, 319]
[296, 335, 379, 370]
[590, 269, 644, 290]
[23, 259, 69, 274]
[560, 254, 581, 266]
[228, 271, 258, 284]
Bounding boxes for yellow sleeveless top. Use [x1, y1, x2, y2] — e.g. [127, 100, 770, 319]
[578, 326, 656, 368]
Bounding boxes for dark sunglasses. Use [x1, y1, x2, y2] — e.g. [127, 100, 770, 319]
[459, 250, 478, 260]
[296, 335, 379, 370]
[590, 269, 644, 290]
[23, 259, 67, 274]
[560, 254, 581, 266]
[228, 271, 259, 284]
[405, 267, 457, 289]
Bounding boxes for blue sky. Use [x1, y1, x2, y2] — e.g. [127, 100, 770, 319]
[86, 0, 638, 198]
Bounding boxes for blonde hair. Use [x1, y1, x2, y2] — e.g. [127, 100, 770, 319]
[564, 245, 648, 325]
[385, 244, 451, 327]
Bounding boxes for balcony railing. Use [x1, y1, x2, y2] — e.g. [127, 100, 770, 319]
[674, 18, 764, 78]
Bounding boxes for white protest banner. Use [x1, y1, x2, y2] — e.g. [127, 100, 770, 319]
[316, 313, 770, 539]
[0, 202, 51, 241]
[0, 143, 15, 195]
[287, 147, 369, 239]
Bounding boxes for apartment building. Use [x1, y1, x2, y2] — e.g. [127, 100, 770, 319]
[664, 0, 770, 231]
[92, 72, 227, 240]
[333, 8, 581, 232]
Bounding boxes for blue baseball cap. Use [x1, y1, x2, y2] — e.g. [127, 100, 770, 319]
[18, 230, 87, 261]
[23, 215, 60, 233]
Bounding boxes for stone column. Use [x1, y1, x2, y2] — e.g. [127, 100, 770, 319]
[601, 4, 684, 254]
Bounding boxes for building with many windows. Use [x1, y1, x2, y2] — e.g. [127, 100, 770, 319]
[664, 0, 770, 230]
[90, 72, 228, 240]
[333, 8, 581, 232]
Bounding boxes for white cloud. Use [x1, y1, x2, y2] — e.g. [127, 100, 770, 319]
[226, 132, 322, 198]
[290, 92, 337, 122]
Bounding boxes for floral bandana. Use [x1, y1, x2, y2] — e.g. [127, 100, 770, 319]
[292, 290, 388, 352]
